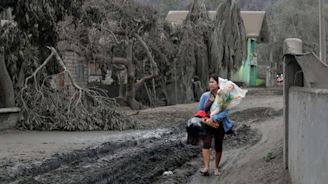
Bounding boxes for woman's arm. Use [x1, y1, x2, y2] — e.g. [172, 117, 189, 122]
[198, 93, 208, 111]
[204, 109, 229, 129]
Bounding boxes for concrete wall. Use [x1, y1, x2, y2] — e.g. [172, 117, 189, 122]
[0, 107, 20, 130]
[288, 87, 328, 184]
[0, 113, 19, 130]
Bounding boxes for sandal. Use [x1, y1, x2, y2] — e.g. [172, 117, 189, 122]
[199, 168, 210, 176]
[214, 168, 221, 176]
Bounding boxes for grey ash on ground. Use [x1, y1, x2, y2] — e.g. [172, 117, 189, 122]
[0, 101, 282, 184]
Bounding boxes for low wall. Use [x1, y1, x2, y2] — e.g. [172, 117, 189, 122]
[288, 87, 328, 184]
[0, 107, 20, 130]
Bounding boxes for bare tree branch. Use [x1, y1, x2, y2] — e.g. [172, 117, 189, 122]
[133, 33, 159, 90]
[133, 33, 159, 76]
[19, 46, 136, 130]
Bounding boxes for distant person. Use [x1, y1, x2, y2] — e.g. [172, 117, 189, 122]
[276, 74, 284, 86]
[192, 76, 204, 102]
[276, 74, 284, 83]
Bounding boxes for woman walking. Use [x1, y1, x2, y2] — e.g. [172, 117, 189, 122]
[198, 74, 233, 176]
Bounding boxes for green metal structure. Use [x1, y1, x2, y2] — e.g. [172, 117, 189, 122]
[233, 38, 260, 86]
[243, 38, 258, 86]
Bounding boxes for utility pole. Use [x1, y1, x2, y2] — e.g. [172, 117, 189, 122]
[319, 0, 327, 64]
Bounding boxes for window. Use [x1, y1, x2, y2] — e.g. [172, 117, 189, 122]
[76, 64, 85, 82]
[89, 61, 102, 76]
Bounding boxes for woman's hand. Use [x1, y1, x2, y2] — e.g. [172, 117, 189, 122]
[205, 118, 220, 129]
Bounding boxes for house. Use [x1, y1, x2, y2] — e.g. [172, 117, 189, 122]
[53, 41, 90, 91]
[166, 10, 267, 40]
[0, 8, 13, 27]
[166, 10, 269, 86]
[54, 40, 117, 94]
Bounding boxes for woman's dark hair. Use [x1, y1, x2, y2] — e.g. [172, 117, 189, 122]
[209, 74, 219, 84]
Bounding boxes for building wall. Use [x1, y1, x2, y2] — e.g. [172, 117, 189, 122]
[0, 8, 12, 20]
[288, 86, 328, 184]
[62, 51, 88, 90]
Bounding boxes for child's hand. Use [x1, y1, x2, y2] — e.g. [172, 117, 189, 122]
[201, 117, 208, 123]
[234, 95, 241, 100]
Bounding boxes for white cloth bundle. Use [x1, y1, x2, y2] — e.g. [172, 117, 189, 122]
[218, 77, 248, 109]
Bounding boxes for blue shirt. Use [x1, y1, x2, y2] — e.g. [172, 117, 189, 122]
[198, 91, 233, 133]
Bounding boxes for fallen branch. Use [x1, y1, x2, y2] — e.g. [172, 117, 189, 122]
[18, 47, 136, 131]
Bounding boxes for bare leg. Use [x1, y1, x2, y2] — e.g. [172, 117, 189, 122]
[214, 152, 222, 176]
[200, 149, 210, 175]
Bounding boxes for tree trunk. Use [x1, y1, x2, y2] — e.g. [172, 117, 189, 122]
[125, 41, 143, 110]
[0, 47, 15, 108]
[144, 82, 153, 107]
[125, 42, 134, 104]
[118, 72, 125, 98]
[107, 35, 158, 109]
[16, 61, 26, 88]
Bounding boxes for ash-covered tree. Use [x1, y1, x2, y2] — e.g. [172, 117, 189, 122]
[258, 0, 323, 72]
[61, 0, 165, 110]
[0, 1, 136, 131]
[174, 0, 211, 104]
[210, 0, 246, 80]
[0, 0, 84, 108]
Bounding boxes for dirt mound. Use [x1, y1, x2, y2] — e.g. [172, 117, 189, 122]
[225, 124, 261, 150]
[230, 107, 283, 123]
